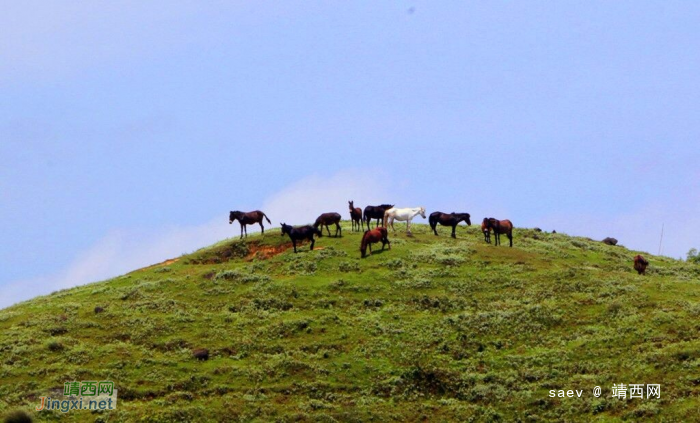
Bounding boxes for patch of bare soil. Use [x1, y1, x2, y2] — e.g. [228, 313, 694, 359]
[245, 243, 292, 260]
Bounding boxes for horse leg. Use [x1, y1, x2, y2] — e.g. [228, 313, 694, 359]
[368, 242, 372, 255]
[451, 225, 456, 239]
[508, 231, 513, 247]
[240, 223, 244, 239]
[336, 222, 341, 237]
[325, 224, 331, 237]
[310, 235, 315, 251]
[259, 221, 265, 235]
[293, 239, 297, 253]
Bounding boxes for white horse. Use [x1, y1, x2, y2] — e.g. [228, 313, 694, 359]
[383, 206, 426, 234]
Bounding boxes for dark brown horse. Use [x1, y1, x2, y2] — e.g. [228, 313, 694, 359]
[281, 223, 321, 253]
[360, 227, 390, 258]
[229, 210, 271, 239]
[481, 219, 491, 243]
[349, 201, 362, 232]
[363, 204, 394, 231]
[314, 212, 342, 237]
[429, 212, 471, 238]
[483, 217, 513, 247]
[634, 254, 649, 275]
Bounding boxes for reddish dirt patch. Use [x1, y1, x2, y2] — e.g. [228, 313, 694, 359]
[245, 243, 292, 260]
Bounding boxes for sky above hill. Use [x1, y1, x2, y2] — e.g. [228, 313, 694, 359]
[2, 1, 699, 308]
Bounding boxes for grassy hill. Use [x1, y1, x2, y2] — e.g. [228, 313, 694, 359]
[1, 223, 699, 422]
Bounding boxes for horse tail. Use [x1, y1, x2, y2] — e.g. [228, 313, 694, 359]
[262, 212, 271, 224]
[383, 210, 389, 228]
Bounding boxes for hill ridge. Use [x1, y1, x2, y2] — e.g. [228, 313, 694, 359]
[1, 223, 698, 422]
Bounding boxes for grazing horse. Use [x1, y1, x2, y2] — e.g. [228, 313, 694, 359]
[360, 227, 391, 258]
[481, 219, 492, 243]
[633, 254, 649, 275]
[383, 207, 426, 234]
[314, 212, 342, 237]
[363, 204, 394, 231]
[280, 223, 321, 253]
[429, 212, 471, 238]
[483, 217, 514, 247]
[229, 210, 271, 239]
[349, 201, 362, 232]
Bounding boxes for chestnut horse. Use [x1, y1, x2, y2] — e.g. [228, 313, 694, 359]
[229, 210, 271, 239]
[483, 217, 513, 247]
[349, 201, 362, 232]
[363, 204, 394, 231]
[429, 212, 471, 238]
[314, 212, 342, 237]
[360, 227, 391, 258]
[634, 254, 649, 275]
[281, 223, 321, 253]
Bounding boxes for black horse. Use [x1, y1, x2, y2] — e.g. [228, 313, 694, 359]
[314, 212, 342, 237]
[429, 212, 471, 238]
[363, 204, 394, 231]
[229, 210, 271, 239]
[281, 223, 321, 253]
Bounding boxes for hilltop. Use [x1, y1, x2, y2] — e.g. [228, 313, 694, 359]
[1, 223, 699, 422]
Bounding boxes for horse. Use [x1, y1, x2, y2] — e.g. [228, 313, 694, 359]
[348, 201, 363, 232]
[481, 219, 491, 243]
[229, 210, 271, 239]
[314, 212, 342, 237]
[360, 227, 390, 258]
[280, 223, 321, 253]
[383, 206, 426, 234]
[363, 204, 394, 231]
[428, 212, 471, 238]
[633, 254, 649, 275]
[483, 217, 513, 247]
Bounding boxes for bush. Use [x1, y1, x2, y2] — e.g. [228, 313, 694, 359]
[4, 410, 33, 423]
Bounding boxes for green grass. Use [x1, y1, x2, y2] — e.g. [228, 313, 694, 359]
[1, 223, 699, 422]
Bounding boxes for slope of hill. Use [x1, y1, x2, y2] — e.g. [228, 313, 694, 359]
[1, 223, 699, 422]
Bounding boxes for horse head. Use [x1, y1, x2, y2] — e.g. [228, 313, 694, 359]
[229, 211, 241, 224]
[464, 213, 472, 226]
[280, 223, 289, 236]
[419, 207, 426, 218]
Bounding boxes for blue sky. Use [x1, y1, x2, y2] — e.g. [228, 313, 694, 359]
[2, 1, 699, 308]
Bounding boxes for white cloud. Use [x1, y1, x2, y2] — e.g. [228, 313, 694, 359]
[0, 215, 227, 309]
[0, 169, 397, 309]
[261, 169, 394, 227]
